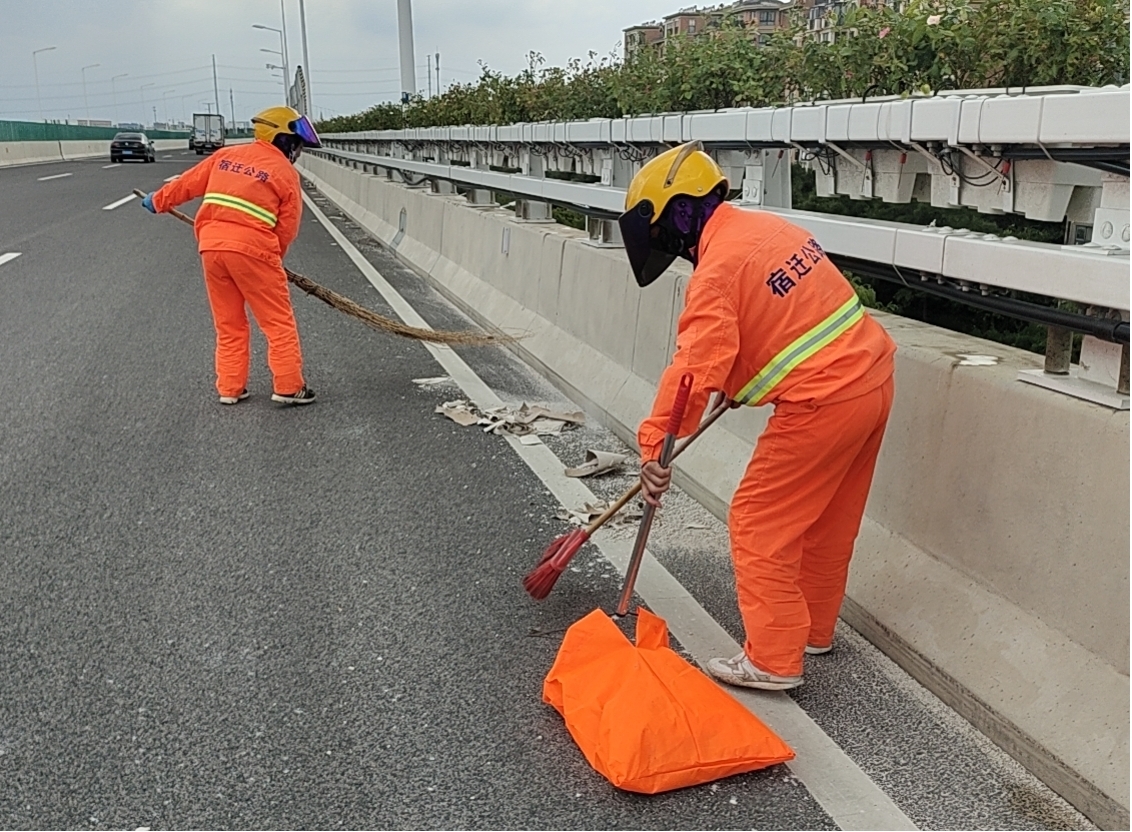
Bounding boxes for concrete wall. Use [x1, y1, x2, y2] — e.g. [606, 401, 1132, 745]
[0, 138, 232, 168]
[299, 153, 1130, 829]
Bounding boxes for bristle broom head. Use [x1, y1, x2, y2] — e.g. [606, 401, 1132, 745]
[523, 529, 588, 600]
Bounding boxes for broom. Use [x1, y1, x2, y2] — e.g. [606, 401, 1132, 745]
[523, 385, 731, 601]
[134, 189, 512, 347]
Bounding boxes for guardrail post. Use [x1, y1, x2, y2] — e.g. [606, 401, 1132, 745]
[1119, 343, 1130, 396]
[429, 142, 455, 195]
[465, 147, 493, 206]
[584, 151, 630, 247]
[515, 150, 552, 223]
[1044, 325, 1073, 375]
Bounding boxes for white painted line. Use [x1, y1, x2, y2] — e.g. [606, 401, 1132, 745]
[101, 163, 121, 169]
[163, 174, 181, 182]
[0, 252, 22, 268]
[37, 172, 73, 181]
[161, 155, 173, 159]
[102, 194, 137, 211]
[302, 190, 919, 831]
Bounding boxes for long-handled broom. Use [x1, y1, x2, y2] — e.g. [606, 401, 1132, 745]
[134, 188, 512, 347]
[523, 381, 730, 601]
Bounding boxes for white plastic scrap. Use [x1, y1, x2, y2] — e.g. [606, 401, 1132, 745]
[435, 400, 584, 437]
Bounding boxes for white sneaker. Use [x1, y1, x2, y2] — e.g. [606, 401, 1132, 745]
[805, 643, 833, 655]
[219, 389, 250, 405]
[707, 653, 803, 691]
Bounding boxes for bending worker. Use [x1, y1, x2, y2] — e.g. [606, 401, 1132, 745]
[142, 106, 322, 406]
[621, 142, 896, 691]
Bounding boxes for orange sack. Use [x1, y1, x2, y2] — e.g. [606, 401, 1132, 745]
[543, 608, 794, 793]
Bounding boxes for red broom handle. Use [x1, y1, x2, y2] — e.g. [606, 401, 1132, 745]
[616, 373, 694, 616]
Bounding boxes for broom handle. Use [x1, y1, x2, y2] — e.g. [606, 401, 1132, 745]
[134, 189, 194, 225]
[616, 373, 695, 616]
[581, 392, 730, 536]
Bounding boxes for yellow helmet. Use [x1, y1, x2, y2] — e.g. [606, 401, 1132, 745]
[619, 141, 729, 286]
[251, 105, 321, 155]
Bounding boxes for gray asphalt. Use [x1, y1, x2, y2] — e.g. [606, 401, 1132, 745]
[0, 153, 1094, 831]
[0, 155, 829, 830]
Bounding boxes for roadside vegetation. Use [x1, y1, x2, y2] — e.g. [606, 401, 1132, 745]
[315, 0, 1128, 355]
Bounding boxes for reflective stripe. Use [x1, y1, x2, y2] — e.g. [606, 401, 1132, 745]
[202, 192, 277, 227]
[736, 297, 865, 406]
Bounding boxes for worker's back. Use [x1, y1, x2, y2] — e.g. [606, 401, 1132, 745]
[695, 203, 895, 406]
[157, 139, 301, 266]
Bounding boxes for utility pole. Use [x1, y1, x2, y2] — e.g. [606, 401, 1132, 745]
[212, 54, 221, 120]
[396, 0, 416, 103]
[436, 52, 440, 95]
[229, 88, 236, 127]
[298, 0, 312, 113]
[427, 59, 432, 98]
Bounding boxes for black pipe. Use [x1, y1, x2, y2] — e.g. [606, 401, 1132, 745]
[834, 256, 1129, 345]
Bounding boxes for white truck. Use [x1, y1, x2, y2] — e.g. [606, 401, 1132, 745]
[191, 113, 226, 154]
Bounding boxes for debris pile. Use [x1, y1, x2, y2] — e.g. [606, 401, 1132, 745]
[435, 399, 585, 442]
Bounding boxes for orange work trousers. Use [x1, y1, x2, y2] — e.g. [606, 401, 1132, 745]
[729, 376, 894, 677]
[200, 250, 304, 398]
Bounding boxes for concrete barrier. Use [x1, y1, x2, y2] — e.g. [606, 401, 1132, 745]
[299, 153, 1130, 829]
[0, 138, 245, 168]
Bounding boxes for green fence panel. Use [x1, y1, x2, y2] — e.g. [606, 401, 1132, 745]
[0, 120, 190, 142]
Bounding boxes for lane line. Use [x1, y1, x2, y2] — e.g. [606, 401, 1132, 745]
[102, 163, 121, 169]
[37, 172, 73, 181]
[302, 190, 919, 831]
[102, 194, 137, 211]
[161, 155, 173, 159]
[0, 252, 22, 268]
[163, 175, 181, 182]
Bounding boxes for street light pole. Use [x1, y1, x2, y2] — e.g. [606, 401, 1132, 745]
[140, 82, 155, 128]
[266, 63, 287, 98]
[279, 0, 291, 94]
[298, 0, 312, 113]
[111, 73, 128, 127]
[80, 63, 99, 123]
[253, 24, 289, 105]
[32, 46, 57, 122]
[162, 89, 177, 126]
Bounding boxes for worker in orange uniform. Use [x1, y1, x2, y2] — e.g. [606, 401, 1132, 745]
[141, 106, 322, 405]
[619, 142, 896, 691]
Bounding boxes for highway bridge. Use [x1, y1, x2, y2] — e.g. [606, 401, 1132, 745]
[0, 85, 1126, 830]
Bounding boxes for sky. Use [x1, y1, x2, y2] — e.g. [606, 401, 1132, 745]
[0, 0, 674, 127]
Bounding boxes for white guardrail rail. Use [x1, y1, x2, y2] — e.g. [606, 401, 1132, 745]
[315, 84, 1131, 406]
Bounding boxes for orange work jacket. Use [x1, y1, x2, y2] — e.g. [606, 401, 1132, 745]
[152, 139, 302, 266]
[638, 203, 896, 461]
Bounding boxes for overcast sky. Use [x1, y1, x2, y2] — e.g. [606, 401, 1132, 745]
[1, 0, 673, 126]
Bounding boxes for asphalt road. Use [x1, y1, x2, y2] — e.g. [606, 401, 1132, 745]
[0, 153, 1094, 831]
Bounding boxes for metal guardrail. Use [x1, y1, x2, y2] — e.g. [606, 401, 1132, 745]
[312, 84, 1131, 404]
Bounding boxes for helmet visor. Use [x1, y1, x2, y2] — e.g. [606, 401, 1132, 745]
[290, 115, 322, 147]
[619, 199, 677, 288]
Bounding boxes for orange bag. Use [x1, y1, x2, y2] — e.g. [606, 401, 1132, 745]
[543, 608, 795, 793]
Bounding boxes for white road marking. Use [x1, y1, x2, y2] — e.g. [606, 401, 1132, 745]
[163, 174, 181, 182]
[161, 155, 173, 159]
[102, 194, 137, 211]
[302, 190, 919, 831]
[37, 172, 73, 181]
[102, 163, 121, 169]
[0, 252, 22, 267]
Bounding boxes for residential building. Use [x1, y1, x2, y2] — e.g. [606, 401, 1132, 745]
[623, 0, 804, 59]
[623, 23, 665, 59]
